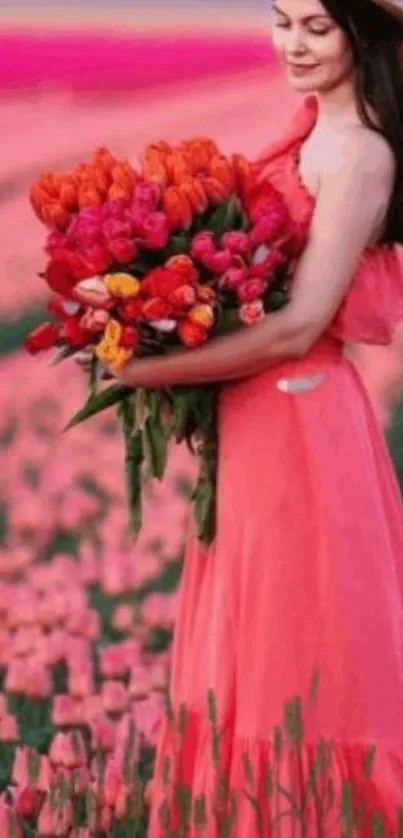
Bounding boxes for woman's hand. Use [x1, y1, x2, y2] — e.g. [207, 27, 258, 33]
[73, 348, 116, 381]
[73, 348, 94, 374]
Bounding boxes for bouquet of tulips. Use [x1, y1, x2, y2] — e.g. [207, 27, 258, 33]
[26, 137, 307, 543]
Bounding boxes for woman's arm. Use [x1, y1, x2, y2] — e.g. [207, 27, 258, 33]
[113, 130, 395, 388]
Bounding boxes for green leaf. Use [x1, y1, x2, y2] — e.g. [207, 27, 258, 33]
[118, 395, 144, 538]
[64, 384, 130, 431]
[169, 233, 189, 255]
[171, 389, 195, 443]
[192, 446, 216, 544]
[50, 345, 78, 365]
[144, 415, 169, 481]
[89, 354, 99, 397]
[123, 426, 144, 538]
[207, 199, 237, 235]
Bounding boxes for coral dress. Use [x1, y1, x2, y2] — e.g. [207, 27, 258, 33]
[148, 96, 403, 836]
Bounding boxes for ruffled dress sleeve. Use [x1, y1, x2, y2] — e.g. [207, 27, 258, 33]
[254, 95, 403, 345]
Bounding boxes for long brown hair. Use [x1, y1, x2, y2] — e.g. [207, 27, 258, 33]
[320, 0, 403, 245]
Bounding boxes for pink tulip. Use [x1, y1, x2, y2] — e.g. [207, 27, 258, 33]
[190, 231, 215, 261]
[133, 697, 161, 746]
[87, 795, 112, 834]
[140, 592, 173, 628]
[0, 693, 7, 717]
[200, 248, 232, 274]
[126, 205, 149, 235]
[236, 278, 267, 304]
[101, 757, 123, 807]
[68, 667, 94, 699]
[73, 276, 112, 309]
[13, 786, 42, 818]
[221, 230, 249, 255]
[101, 680, 128, 715]
[49, 731, 87, 768]
[5, 661, 28, 693]
[80, 307, 110, 334]
[99, 645, 128, 679]
[13, 747, 31, 787]
[249, 206, 288, 244]
[108, 237, 137, 264]
[115, 782, 136, 819]
[82, 695, 104, 724]
[53, 764, 89, 794]
[128, 666, 151, 700]
[240, 300, 265, 325]
[102, 218, 132, 242]
[52, 695, 79, 727]
[25, 662, 52, 699]
[37, 798, 73, 837]
[219, 264, 248, 291]
[0, 713, 18, 742]
[91, 718, 116, 752]
[133, 182, 161, 212]
[112, 604, 133, 632]
[140, 212, 170, 249]
[13, 748, 52, 791]
[0, 797, 22, 838]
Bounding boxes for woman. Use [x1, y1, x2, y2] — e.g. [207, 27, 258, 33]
[85, 0, 403, 833]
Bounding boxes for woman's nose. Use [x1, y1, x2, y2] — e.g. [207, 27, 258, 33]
[285, 27, 307, 55]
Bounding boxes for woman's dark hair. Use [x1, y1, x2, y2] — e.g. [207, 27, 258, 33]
[320, 0, 403, 245]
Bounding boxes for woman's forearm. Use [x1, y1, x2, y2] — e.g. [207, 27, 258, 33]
[114, 306, 307, 388]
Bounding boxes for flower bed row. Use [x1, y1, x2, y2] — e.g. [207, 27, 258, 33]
[0, 349, 196, 836]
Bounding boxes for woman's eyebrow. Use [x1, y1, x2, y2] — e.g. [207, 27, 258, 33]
[272, 4, 331, 21]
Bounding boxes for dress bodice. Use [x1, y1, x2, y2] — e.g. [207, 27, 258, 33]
[254, 95, 403, 345]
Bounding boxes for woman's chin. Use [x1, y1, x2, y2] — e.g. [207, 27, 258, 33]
[286, 71, 319, 92]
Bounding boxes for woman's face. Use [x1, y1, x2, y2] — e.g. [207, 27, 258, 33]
[270, 0, 355, 94]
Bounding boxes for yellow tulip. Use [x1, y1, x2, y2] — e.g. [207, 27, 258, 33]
[188, 304, 215, 329]
[104, 273, 141, 298]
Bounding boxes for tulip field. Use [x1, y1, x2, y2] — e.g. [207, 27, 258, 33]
[2, 6, 403, 834]
[0, 342, 202, 835]
[0, 17, 284, 834]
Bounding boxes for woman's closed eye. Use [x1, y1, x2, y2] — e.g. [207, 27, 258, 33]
[274, 19, 332, 35]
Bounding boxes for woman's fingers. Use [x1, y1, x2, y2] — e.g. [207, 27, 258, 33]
[73, 349, 94, 371]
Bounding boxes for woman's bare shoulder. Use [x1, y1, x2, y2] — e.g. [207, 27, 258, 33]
[330, 123, 395, 183]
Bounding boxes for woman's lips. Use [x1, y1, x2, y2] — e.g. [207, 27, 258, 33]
[287, 63, 319, 75]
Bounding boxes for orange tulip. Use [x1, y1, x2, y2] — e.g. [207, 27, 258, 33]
[178, 319, 208, 348]
[108, 183, 132, 202]
[93, 167, 111, 197]
[165, 254, 199, 285]
[29, 186, 49, 222]
[179, 177, 208, 214]
[42, 202, 70, 229]
[142, 146, 170, 187]
[78, 186, 103, 209]
[92, 146, 118, 173]
[168, 284, 196, 308]
[179, 136, 219, 172]
[196, 285, 216, 304]
[166, 151, 192, 186]
[111, 162, 136, 192]
[231, 152, 254, 202]
[59, 177, 78, 212]
[163, 186, 193, 230]
[199, 175, 230, 205]
[209, 154, 234, 193]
